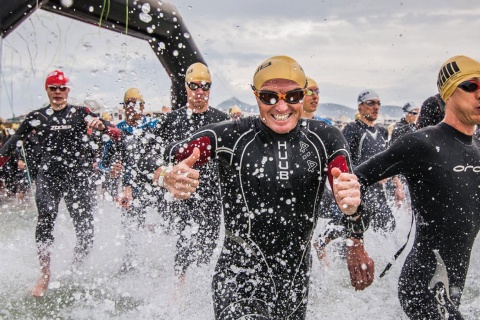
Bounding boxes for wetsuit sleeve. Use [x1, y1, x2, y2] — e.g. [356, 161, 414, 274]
[355, 133, 418, 187]
[83, 107, 121, 141]
[342, 123, 360, 166]
[164, 125, 223, 167]
[98, 140, 114, 173]
[0, 116, 34, 166]
[134, 117, 167, 174]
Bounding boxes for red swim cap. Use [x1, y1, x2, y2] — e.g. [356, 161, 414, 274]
[45, 70, 69, 90]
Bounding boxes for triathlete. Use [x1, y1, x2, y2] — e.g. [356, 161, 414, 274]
[99, 87, 159, 271]
[0, 70, 120, 297]
[152, 56, 374, 320]
[355, 55, 480, 319]
[143, 62, 229, 279]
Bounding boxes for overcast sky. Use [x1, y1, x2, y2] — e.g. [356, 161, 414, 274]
[1, 0, 480, 119]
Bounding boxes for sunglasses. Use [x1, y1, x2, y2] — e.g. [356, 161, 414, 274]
[48, 85, 68, 92]
[363, 100, 381, 107]
[187, 82, 211, 91]
[458, 80, 480, 93]
[407, 111, 419, 115]
[254, 89, 307, 105]
[306, 89, 320, 96]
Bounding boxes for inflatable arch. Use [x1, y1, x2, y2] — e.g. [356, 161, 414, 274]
[0, 0, 205, 109]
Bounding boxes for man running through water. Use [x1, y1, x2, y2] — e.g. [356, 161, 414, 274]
[0, 70, 120, 297]
[152, 55, 374, 319]
[355, 55, 480, 319]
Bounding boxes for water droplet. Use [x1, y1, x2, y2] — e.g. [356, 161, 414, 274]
[183, 32, 190, 39]
[61, 0, 74, 7]
[172, 50, 179, 56]
[46, 108, 54, 115]
[88, 6, 94, 12]
[29, 119, 41, 127]
[139, 13, 153, 23]
[142, 3, 151, 13]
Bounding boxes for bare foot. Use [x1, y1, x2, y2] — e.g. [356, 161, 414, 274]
[30, 272, 50, 297]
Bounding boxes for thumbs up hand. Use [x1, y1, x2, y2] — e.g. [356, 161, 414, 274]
[154, 147, 201, 200]
[331, 167, 361, 215]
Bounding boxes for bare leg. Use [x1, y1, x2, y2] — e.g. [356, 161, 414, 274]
[30, 252, 51, 297]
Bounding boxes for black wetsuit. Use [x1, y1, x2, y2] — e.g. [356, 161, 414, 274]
[390, 118, 416, 144]
[342, 119, 395, 232]
[356, 122, 480, 319]
[417, 94, 445, 129]
[0, 105, 119, 259]
[146, 106, 229, 275]
[163, 117, 355, 320]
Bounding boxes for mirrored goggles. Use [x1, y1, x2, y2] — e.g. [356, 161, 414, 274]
[187, 82, 211, 91]
[306, 89, 320, 96]
[47, 85, 68, 92]
[254, 89, 307, 105]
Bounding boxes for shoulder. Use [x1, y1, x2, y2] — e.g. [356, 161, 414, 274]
[207, 107, 230, 119]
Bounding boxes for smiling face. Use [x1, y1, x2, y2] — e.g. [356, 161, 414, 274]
[256, 79, 304, 134]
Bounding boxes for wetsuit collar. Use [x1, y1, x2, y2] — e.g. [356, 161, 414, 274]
[438, 122, 473, 145]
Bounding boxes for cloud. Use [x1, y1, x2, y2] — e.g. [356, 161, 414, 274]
[2, 0, 480, 118]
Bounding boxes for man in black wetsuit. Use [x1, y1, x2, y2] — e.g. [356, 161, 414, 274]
[390, 101, 420, 143]
[152, 55, 374, 319]
[356, 55, 480, 319]
[342, 89, 402, 232]
[144, 62, 229, 279]
[0, 70, 120, 297]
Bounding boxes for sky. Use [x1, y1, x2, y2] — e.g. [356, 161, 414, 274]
[1, 0, 480, 119]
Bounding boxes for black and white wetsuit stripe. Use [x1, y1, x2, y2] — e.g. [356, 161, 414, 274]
[356, 122, 480, 319]
[164, 116, 354, 320]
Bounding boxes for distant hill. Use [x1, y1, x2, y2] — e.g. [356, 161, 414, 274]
[216, 97, 257, 114]
[216, 97, 404, 120]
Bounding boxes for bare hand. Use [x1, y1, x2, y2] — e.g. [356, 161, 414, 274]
[18, 160, 26, 170]
[346, 238, 374, 290]
[331, 167, 361, 215]
[154, 147, 201, 200]
[394, 182, 405, 208]
[86, 117, 105, 131]
[117, 186, 133, 208]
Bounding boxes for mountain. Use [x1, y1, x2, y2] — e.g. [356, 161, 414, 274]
[216, 97, 257, 114]
[216, 97, 404, 120]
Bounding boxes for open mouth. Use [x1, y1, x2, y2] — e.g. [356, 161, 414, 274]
[272, 114, 291, 121]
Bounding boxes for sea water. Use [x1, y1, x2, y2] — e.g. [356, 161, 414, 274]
[0, 193, 479, 320]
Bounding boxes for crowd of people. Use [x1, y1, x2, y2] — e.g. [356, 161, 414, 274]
[1, 54, 480, 320]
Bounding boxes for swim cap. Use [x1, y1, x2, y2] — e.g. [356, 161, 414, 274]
[306, 76, 318, 88]
[185, 62, 211, 83]
[252, 55, 307, 89]
[357, 89, 380, 104]
[124, 88, 144, 102]
[437, 55, 480, 101]
[45, 70, 69, 90]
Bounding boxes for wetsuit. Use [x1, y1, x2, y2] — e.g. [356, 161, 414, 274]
[146, 106, 229, 275]
[163, 117, 358, 320]
[356, 122, 480, 319]
[417, 94, 445, 129]
[342, 119, 395, 232]
[390, 118, 416, 144]
[0, 105, 120, 260]
[100, 116, 160, 269]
